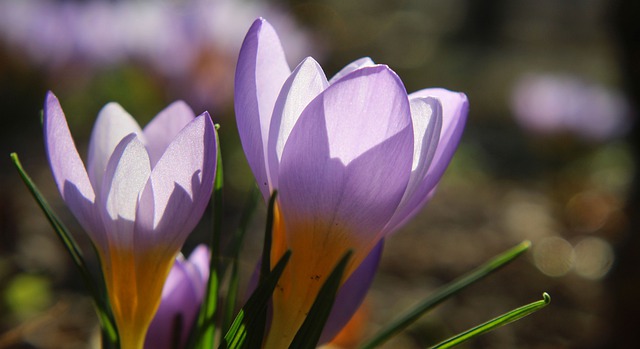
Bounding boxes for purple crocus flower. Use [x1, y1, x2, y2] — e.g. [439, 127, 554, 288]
[145, 245, 210, 349]
[43, 92, 217, 349]
[234, 18, 468, 347]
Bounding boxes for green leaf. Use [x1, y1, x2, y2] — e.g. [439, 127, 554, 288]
[289, 250, 353, 349]
[241, 190, 278, 349]
[222, 186, 260, 334]
[220, 250, 292, 349]
[360, 241, 531, 349]
[10, 153, 119, 347]
[193, 127, 224, 349]
[428, 293, 551, 349]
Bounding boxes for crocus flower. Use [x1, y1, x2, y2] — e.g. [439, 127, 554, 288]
[145, 245, 210, 349]
[235, 18, 468, 348]
[43, 92, 216, 349]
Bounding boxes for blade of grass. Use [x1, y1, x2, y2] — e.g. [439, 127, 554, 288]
[241, 190, 278, 349]
[193, 126, 224, 349]
[222, 186, 260, 333]
[289, 250, 353, 349]
[360, 241, 531, 349]
[428, 293, 551, 349]
[220, 250, 292, 349]
[10, 153, 119, 346]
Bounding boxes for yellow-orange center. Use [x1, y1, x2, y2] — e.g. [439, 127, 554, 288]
[264, 203, 377, 348]
[99, 246, 175, 349]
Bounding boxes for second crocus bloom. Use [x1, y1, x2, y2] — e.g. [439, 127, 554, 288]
[44, 93, 217, 349]
[235, 18, 468, 348]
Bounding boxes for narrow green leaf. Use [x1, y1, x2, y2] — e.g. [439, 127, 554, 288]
[10, 153, 119, 346]
[242, 190, 278, 349]
[261, 191, 278, 279]
[194, 127, 224, 349]
[289, 250, 354, 349]
[220, 250, 292, 349]
[428, 293, 551, 349]
[222, 186, 260, 333]
[360, 241, 531, 349]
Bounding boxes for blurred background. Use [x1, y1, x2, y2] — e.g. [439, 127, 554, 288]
[1, 0, 639, 348]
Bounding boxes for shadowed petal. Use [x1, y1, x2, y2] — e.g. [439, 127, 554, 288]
[279, 65, 414, 248]
[135, 112, 216, 253]
[319, 239, 384, 344]
[267, 57, 328, 189]
[43, 91, 99, 239]
[266, 67, 413, 347]
[142, 101, 196, 168]
[235, 18, 291, 200]
[385, 88, 468, 232]
[87, 102, 143, 194]
[409, 88, 468, 191]
[100, 134, 151, 251]
[384, 97, 443, 234]
[328, 57, 375, 84]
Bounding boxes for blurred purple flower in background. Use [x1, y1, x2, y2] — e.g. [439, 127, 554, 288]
[511, 73, 631, 142]
[145, 245, 210, 349]
[0, 0, 318, 109]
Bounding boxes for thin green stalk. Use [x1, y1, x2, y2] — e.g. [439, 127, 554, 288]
[10, 153, 119, 346]
[194, 126, 224, 348]
[428, 293, 551, 349]
[360, 241, 531, 349]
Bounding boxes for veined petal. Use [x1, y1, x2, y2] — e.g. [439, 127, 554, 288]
[267, 66, 413, 348]
[144, 249, 206, 349]
[267, 57, 328, 189]
[409, 88, 468, 191]
[134, 112, 216, 253]
[384, 97, 442, 234]
[319, 239, 384, 344]
[328, 57, 376, 84]
[43, 92, 101, 243]
[142, 101, 196, 168]
[100, 133, 151, 252]
[279, 65, 413, 246]
[87, 102, 143, 195]
[385, 88, 469, 232]
[235, 17, 291, 200]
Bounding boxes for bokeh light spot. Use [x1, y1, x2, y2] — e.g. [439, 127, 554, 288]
[533, 236, 574, 277]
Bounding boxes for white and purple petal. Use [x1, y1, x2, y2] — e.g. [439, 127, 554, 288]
[135, 112, 216, 253]
[235, 17, 291, 200]
[142, 100, 196, 168]
[267, 57, 328, 189]
[278, 65, 413, 254]
[87, 102, 143, 194]
[43, 92, 102, 244]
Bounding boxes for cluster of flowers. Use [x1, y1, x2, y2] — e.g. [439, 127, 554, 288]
[41, 18, 468, 349]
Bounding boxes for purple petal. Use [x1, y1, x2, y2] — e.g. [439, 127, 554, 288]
[43, 92, 102, 243]
[184, 244, 210, 299]
[235, 18, 291, 200]
[142, 100, 196, 168]
[385, 88, 468, 233]
[328, 57, 375, 84]
[135, 112, 216, 253]
[278, 65, 413, 258]
[267, 57, 328, 189]
[100, 133, 151, 251]
[87, 102, 143, 194]
[319, 239, 384, 344]
[144, 257, 201, 349]
[384, 97, 443, 234]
